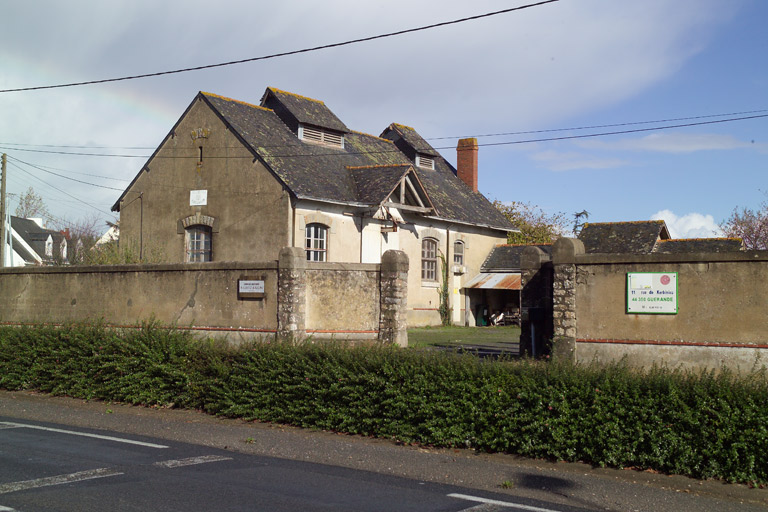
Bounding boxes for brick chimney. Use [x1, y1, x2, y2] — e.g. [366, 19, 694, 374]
[456, 138, 478, 192]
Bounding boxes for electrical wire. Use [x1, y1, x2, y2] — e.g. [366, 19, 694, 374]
[1, 112, 765, 160]
[6, 155, 126, 191]
[0, 1, 558, 93]
[7, 161, 112, 215]
[3, 107, 766, 151]
[425, 109, 768, 140]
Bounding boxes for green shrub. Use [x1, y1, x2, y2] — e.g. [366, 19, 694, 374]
[1, 323, 767, 485]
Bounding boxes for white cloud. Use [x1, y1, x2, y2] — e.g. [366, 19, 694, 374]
[650, 209, 723, 238]
[531, 151, 627, 171]
[580, 133, 763, 154]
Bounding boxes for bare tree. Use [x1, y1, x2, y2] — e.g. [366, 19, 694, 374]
[14, 187, 53, 223]
[720, 197, 768, 250]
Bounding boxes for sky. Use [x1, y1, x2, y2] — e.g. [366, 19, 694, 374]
[0, 0, 766, 239]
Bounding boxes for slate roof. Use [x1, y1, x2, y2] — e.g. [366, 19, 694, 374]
[381, 123, 440, 157]
[578, 221, 670, 254]
[347, 165, 411, 205]
[481, 244, 552, 272]
[261, 87, 349, 133]
[653, 238, 744, 254]
[113, 89, 514, 232]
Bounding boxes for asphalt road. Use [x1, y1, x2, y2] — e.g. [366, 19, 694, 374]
[1, 391, 766, 511]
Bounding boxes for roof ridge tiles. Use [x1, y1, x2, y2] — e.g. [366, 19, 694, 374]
[659, 237, 743, 243]
[346, 164, 411, 170]
[392, 122, 416, 131]
[202, 92, 273, 111]
[496, 243, 553, 247]
[348, 129, 396, 143]
[582, 220, 665, 228]
[267, 87, 326, 105]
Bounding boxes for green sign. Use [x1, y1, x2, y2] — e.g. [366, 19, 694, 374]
[626, 272, 678, 314]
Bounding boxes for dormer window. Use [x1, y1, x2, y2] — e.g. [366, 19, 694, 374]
[415, 154, 435, 170]
[299, 125, 344, 148]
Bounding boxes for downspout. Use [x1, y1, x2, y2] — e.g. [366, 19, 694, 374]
[291, 196, 296, 248]
[139, 192, 144, 262]
[359, 212, 364, 263]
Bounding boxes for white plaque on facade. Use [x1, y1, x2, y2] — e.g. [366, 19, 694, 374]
[190, 190, 208, 206]
[626, 272, 678, 314]
[238, 279, 265, 300]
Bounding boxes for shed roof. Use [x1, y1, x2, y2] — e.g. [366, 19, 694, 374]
[481, 244, 552, 272]
[578, 220, 670, 254]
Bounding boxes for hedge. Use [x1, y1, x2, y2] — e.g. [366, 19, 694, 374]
[1, 324, 766, 485]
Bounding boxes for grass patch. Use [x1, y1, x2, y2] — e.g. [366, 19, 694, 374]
[407, 325, 521, 349]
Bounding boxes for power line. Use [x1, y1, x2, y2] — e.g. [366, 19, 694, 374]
[464, 113, 768, 148]
[0, 1, 559, 94]
[3, 107, 766, 151]
[7, 161, 111, 215]
[6, 155, 126, 191]
[425, 109, 768, 140]
[1, 112, 766, 160]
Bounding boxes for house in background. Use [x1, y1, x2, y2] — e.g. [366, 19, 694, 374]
[2, 216, 67, 267]
[577, 220, 744, 254]
[112, 87, 517, 326]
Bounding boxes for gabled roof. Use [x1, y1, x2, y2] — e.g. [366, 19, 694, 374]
[578, 220, 670, 254]
[113, 89, 514, 232]
[481, 244, 552, 272]
[261, 87, 349, 133]
[381, 123, 440, 157]
[653, 238, 744, 254]
[346, 164, 421, 207]
[10, 216, 65, 263]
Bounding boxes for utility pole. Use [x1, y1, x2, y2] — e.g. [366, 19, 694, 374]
[0, 153, 6, 267]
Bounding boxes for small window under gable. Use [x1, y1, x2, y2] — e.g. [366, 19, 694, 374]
[415, 154, 435, 170]
[299, 124, 344, 148]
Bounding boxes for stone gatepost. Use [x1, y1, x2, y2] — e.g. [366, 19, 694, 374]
[277, 247, 307, 341]
[379, 250, 409, 347]
[550, 237, 585, 362]
[520, 246, 553, 357]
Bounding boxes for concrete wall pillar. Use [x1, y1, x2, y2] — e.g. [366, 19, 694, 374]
[551, 238, 585, 362]
[520, 246, 553, 357]
[379, 250, 409, 346]
[277, 246, 307, 340]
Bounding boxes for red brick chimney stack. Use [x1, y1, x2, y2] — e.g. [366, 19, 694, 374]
[456, 137, 478, 193]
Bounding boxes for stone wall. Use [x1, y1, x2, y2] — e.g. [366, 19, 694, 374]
[0, 249, 409, 345]
[534, 237, 768, 372]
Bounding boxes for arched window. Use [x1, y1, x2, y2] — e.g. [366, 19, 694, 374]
[305, 223, 328, 262]
[186, 225, 212, 262]
[421, 238, 438, 281]
[453, 240, 465, 266]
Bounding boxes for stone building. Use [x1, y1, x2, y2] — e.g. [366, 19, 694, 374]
[112, 87, 516, 326]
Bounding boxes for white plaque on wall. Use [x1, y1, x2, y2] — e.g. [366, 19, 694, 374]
[190, 190, 207, 206]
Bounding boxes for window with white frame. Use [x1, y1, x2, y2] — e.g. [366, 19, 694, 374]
[186, 225, 212, 262]
[421, 238, 438, 281]
[305, 223, 328, 261]
[453, 240, 464, 266]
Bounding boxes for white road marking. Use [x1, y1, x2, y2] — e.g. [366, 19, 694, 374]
[154, 455, 233, 468]
[0, 468, 123, 495]
[0, 421, 168, 449]
[0, 506, 20, 511]
[448, 493, 565, 512]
